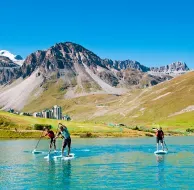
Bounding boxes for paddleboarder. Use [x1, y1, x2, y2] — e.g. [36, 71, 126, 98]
[156, 127, 164, 151]
[43, 127, 56, 154]
[55, 123, 71, 157]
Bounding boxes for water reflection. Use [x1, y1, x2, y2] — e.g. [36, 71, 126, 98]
[155, 155, 165, 188]
[47, 160, 72, 188]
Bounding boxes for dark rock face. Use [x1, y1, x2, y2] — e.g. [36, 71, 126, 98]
[0, 56, 21, 85]
[0, 56, 19, 67]
[98, 71, 119, 86]
[0, 68, 22, 85]
[103, 59, 150, 72]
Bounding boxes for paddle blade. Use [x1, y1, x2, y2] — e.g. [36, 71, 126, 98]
[32, 150, 43, 154]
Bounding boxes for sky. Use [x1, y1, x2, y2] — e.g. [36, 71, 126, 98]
[0, 0, 194, 68]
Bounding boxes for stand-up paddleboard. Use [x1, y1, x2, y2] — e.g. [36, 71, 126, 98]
[154, 150, 168, 155]
[53, 153, 75, 160]
[44, 151, 61, 159]
[44, 154, 53, 159]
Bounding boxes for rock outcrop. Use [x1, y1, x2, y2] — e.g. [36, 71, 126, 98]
[103, 59, 150, 72]
[0, 56, 21, 85]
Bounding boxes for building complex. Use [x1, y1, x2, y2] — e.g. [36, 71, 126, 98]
[33, 105, 62, 120]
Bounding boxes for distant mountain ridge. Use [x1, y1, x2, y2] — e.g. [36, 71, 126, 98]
[102, 59, 150, 72]
[149, 61, 189, 77]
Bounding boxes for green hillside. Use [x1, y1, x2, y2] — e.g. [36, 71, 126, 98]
[91, 71, 194, 131]
[20, 71, 194, 132]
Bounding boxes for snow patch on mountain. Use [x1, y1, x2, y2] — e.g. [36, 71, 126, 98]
[0, 50, 24, 66]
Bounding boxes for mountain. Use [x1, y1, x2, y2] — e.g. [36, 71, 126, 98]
[21, 42, 167, 88]
[0, 42, 189, 111]
[0, 50, 24, 66]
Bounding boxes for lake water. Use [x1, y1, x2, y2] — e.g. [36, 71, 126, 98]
[0, 137, 194, 189]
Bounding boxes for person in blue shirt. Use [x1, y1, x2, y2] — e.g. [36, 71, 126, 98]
[55, 123, 71, 157]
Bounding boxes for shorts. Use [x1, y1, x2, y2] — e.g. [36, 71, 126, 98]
[62, 137, 71, 148]
[156, 137, 163, 143]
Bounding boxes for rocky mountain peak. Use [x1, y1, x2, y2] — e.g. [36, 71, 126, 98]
[168, 61, 189, 71]
[148, 61, 190, 77]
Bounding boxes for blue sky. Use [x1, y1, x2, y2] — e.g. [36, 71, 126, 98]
[0, 0, 194, 68]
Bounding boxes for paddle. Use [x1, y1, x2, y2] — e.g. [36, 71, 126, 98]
[32, 130, 44, 153]
[163, 140, 168, 151]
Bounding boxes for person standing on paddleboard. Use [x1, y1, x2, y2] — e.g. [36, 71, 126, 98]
[43, 127, 56, 154]
[55, 123, 71, 157]
[156, 127, 164, 151]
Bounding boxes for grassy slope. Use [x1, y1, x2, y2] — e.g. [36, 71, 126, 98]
[23, 71, 194, 131]
[93, 72, 194, 130]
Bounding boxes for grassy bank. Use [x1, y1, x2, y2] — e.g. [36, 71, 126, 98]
[0, 111, 153, 138]
[1, 110, 192, 138]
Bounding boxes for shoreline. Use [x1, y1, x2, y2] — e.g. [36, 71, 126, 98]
[0, 129, 188, 139]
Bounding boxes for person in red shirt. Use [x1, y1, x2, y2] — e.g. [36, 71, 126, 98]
[43, 127, 56, 154]
[156, 127, 164, 151]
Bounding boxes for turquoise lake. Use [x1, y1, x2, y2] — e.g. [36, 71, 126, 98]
[0, 137, 194, 189]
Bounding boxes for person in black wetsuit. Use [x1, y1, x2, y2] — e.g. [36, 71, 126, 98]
[156, 127, 164, 151]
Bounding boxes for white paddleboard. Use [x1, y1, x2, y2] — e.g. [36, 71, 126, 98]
[44, 154, 52, 159]
[44, 151, 67, 159]
[54, 153, 75, 160]
[154, 150, 168, 155]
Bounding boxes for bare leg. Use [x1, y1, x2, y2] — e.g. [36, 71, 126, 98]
[61, 146, 65, 157]
[67, 139, 71, 156]
[67, 145, 71, 156]
[54, 141, 56, 151]
[157, 143, 159, 151]
[48, 142, 52, 154]
[62, 139, 66, 157]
